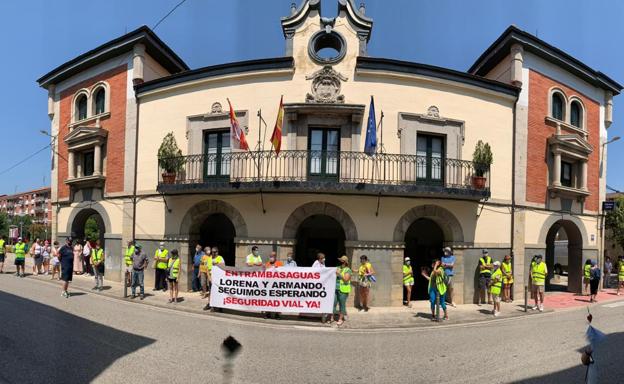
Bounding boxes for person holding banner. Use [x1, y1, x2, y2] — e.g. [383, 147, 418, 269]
[264, 252, 284, 319]
[246, 246, 263, 267]
[333, 255, 352, 326]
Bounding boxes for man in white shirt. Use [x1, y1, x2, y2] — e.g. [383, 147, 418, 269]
[312, 252, 326, 268]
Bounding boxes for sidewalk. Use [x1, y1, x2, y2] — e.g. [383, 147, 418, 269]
[3, 253, 623, 330]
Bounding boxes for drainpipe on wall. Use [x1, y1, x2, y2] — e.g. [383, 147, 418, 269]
[510, 95, 519, 289]
[132, 96, 140, 242]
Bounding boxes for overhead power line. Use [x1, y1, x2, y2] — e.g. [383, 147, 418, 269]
[0, 144, 51, 176]
[153, 0, 188, 30]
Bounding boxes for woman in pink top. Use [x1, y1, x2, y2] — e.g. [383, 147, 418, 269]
[73, 241, 83, 274]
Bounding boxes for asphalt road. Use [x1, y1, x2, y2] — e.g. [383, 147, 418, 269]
[1, 274, 623, 384]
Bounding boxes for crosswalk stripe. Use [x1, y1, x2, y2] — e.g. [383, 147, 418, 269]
[603, 301, 624, 308]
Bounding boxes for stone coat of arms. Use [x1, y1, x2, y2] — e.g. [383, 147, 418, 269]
[305, 66, 347, 104]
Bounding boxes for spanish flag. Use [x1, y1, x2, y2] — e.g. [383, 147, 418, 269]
[227, 98, 249, 151]
[270, 96, 284, 154]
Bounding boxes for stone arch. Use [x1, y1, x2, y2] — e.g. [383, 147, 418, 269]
[179, 200, 247, 238]
[282, 202, 358, 240]
[65, 203, 111, 240]
[393, 205, 464, 243]
[537, 214, 588, 246]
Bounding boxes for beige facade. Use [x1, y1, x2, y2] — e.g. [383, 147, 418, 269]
[40, 0, 620, 307]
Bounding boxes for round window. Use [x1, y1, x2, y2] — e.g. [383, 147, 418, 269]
[308, 30, 346, 65]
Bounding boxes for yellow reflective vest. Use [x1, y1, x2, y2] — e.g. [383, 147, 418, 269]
[91, 248, 104, 264]
[532, 262, 546, 285]
[490, 268, 503, 296]
[338, 267, 352, 294]
[124, 246, 135, 266]
[403, 264, 414, 285]
[154, 249, 169, 270]
[14, 242, 25, 260]
[0, 239, 5, 254]
[428, 266, 447, 296]
[168, 257, 180, 279]
[584, 264, 591, 279]
[502, 261, 513, 284]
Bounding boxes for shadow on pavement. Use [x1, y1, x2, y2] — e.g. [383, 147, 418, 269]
[0, 290, 155, 384]
[517, 331, 624, 383]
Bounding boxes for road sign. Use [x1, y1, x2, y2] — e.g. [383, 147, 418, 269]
[603, 201, 616, 211]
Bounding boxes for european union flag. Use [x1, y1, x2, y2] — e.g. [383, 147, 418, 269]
[364, 96, 377, 155]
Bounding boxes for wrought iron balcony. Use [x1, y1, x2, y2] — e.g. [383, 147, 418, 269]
[157, 150, 490, 199]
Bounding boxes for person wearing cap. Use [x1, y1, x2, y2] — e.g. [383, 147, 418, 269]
[441, 246, 456, 307]
[501, 254, 513, 303]
[583, 259, 592, 296]
[124, 240, 135, 287]
[246, 245, 263, 267]
[530, 254, 547, 311]
[153, 242, 169, 292]
[13, 237, 26, 277]
[403, 257, 414, 307]
[192, 244, 204, 292]
[59, 237, 74, 298]
[357, 255, 375, 312]
[478, 249, 493, 306]
[490, 261, 503, 316]
[332, 255, 352, 326]
[131, 244, 148, 300]
[589, 260, 601, 303]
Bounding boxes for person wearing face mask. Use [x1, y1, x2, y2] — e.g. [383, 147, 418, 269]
[204, 247, 225, 311]
[192, 244, 204, 292]
[284, 252, 297, 268]
[153, 242, 169, 292]
[264, 251, 283, 319]
[199, 247, 212, 298]
[90, 240, 105, 291]
[312, 252, 326, 268]
[246, 246, 263, 267]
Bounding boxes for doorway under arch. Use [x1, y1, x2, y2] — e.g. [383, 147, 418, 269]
[198, 213, 236, 267]
[70, 209, 105, 246]
[404, 218, 445, 301]
[545, 220, 584, 293]
[295, 215, 346, 267]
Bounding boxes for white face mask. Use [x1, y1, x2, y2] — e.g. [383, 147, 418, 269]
[159, 246, 164, 250]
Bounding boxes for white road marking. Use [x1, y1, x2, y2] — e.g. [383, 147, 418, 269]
[603, 301, 624, 308]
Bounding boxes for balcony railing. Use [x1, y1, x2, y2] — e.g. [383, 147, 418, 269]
[157, 150, 490, 198]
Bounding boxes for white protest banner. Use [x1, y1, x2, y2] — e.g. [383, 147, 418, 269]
[210, 267, 336, 313]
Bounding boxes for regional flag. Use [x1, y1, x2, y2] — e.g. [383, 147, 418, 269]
[270, 96, 284, 154]
[364, 96, 377, 155]
[227, 98, 249, 151]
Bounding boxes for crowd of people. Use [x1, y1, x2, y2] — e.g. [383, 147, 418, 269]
[2, 234, 624, 324]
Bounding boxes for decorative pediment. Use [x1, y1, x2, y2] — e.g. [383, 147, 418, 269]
[64, 126, 108, 151]
[548, 134, 593, 156]
[305, 66, 348, 104]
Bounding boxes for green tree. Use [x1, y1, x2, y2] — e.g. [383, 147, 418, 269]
[28, 223, 50, 241]
[84, 216, 100, 242]
[605, 196, 624, 249]
[0, 212, 9, 238]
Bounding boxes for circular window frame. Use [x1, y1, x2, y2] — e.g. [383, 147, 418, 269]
[308, 30, 347, 65]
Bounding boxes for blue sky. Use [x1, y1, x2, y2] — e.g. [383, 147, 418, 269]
[0, 0, 622, 195]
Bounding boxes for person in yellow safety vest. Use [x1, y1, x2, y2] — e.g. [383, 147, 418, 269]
[330, 255, 352, 326]
[204, 247, 225, 311]
[0, 235, 6, 274]
[490, 261, 503, 316]
[14, 237, 26, 277]
[403, 257, 414, 308]
[530, 254, 547, 312]
[501, 254, 513, 303]
[583, 259, 592, 296]
[199, 247, 212, 299]
[90, 240, 105, 291]
[478, 249, 494, 306]
[246, 245, 263, 267]
[617, 256, 624, 296]
[154, 242, 169, 292]
[422, 259, 448, 321]
[167, 249, 181, 304]
[124, 241, 135, 287]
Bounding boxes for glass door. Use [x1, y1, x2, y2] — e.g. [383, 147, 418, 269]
[203, 130, 230, 179]
[416, 134, 444, 184]
[308, 128, 340, 179]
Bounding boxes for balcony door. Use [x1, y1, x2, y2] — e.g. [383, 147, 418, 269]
[416, 134, 444, 184]
[308, 128, 340, 179]
[203, 130, 230, 179]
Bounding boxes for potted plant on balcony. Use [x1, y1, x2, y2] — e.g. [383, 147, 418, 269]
[471, 140, 493, 190]
[158, 132, 185, 184]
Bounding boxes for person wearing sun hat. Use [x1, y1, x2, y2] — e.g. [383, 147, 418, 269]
[490, 261, 503, 316]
